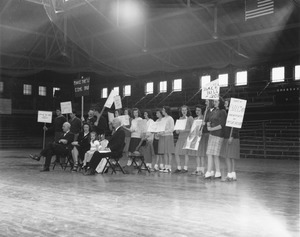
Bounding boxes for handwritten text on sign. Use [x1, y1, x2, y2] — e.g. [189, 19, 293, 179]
[74, 77, 90, 97]
[60, 101, 72, 114]
[226, 98, 247, 128]
[201, 79, 220, 100]
[38, 111, 53, 123]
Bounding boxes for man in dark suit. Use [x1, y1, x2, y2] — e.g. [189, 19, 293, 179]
[84, 118, 125, 175]
[30, 122, 74, 172]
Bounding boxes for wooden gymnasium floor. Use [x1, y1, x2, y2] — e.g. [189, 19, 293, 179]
[0, 149, 299, 237]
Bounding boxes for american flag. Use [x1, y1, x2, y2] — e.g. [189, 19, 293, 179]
[245, 0, 274, 20]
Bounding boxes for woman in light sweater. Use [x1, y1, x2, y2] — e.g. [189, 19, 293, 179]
[158, 106, 175, 173]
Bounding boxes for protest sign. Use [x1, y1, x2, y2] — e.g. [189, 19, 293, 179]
[37, 111, 53, 123]
[60, 101, 72, 114]
[183, 119, 203, 150]
[174, 119, 187, 131]
[226, 98, 247, 128]
[104, 90, 117, 108]
[147, 119, 166, 133]
[73, 77, 90, 97]
[201, 79, 220, 100]
[114, 95, 122, 109]
[118, 115, 130, 126]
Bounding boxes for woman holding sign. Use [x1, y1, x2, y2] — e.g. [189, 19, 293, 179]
[124, 108, 143, 166]
[189, 105, 204, 175]
[221, 98, 240, 181]
[173, 105, 194, 174]
[205, 97, 227, 179]
[158, 106, 175, 173]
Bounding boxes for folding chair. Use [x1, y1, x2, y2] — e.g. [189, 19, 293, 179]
[101, 143, 126, 174]
[52, 151, 74, 170]
[129, 151, 150, 173]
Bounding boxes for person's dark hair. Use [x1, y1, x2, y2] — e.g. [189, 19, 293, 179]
[162, 106, 171, 115]
[194, 104, 204, 115]
[115, 109, 123, 116]
[94, 106, 102, 113]
[132, 108, 141, 117]
[123, 107, 132, 118]
[179, 105, 191, 117]
[82, 123, 91, 131]
[218, 96, 225, 110]
[143, 109, 153, 119]
[72, 110, 77, 114]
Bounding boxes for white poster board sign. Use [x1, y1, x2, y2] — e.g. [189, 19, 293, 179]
[201, 79, 220, 100]
[147, 119, 166, 133]
[183, 119, 202, 150]
[104, 90, 117, 108]
[174, 119, 187, 131]
[226, 98, 247, 128]
[108, 112, 114, 123]
[38, 111, 53, 124]
[60, 101, 72, 114]
[118, 115, 130, 126]
[113, 95, 122, 109]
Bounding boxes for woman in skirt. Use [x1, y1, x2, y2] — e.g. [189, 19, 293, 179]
[124, 108, 142, 166]
[173, 105, 194, 173]
[158, 106, 175, 173]
[221, 98, 240, 181]
[189, 105, 204, 175]
[153, 109, 164, 171]
[205, 97, 227, 179]
[123, 108, 132, 158]
[139, 110, 155, 169]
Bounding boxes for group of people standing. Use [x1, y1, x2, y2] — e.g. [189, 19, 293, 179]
[30, 98, 240, 182]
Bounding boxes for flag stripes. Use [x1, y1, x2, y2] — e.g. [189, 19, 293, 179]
[245, 0, 274, 20]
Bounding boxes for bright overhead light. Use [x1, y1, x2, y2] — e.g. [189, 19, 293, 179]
[116, 0, 144, 26]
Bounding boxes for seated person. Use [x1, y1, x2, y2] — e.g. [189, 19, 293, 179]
[82, 132, 100, 169]
[71, 123, 91, 172]
[84, 118, 125, 175]
[30, 122, 74, 172]
[98, 133, 109, 151]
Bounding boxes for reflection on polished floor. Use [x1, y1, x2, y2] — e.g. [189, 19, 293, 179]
[0, 149, 299, 237]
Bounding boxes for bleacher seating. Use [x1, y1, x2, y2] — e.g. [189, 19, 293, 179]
[240, 119, 300, 159]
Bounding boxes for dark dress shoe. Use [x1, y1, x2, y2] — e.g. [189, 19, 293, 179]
[40, 167, 50, 172]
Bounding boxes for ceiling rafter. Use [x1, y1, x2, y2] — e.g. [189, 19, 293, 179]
[102, 23, 300, 63]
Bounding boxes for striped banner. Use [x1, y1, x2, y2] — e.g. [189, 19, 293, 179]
[245, 0, 274, 20]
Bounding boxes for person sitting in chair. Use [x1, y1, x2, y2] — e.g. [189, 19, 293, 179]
[29, 122, 74, 172]
[84, 118, 125, 175]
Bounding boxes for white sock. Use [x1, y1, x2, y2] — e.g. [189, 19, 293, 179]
[196, 167, 201, 172]
[159, 164, 164, 169]
[177, 166, 182, 170]
[183, 166, 188, 170]
[200, 167, 205, 173]
[205, 171, 211, 177]
[147, 163, 152, 168]
[227, 173, 233, 178]
[211, 170, 215, 176]
[154, 164, 158, 169]
[215, 171, 221, 177]
[232, 172, 236, 179]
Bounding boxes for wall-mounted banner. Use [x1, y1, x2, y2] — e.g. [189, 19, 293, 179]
[226, 98, 247, 128]
[74, 77, 90, 97]
[114, 95, 122, 109]
[201, 79, 220, 100]
[60, 101, 72, 114]
[38, 111, 53, 124]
